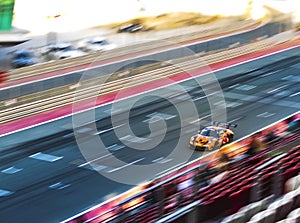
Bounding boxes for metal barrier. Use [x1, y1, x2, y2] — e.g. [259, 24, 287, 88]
[0, 37, 279, 124]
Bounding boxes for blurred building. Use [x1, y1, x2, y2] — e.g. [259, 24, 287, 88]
[0, 0, 15, 31]
[0, 0, 28, 47]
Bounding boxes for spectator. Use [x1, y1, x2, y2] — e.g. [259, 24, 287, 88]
[177, 178, 195, 204]
[287, 117, 300, 132]
[285, 174, 300, 193]
[264, 130, 277, 143]
[209, 163, 229, 185]
[245, 133, 264, 156]
[196, 167, 214, 188]
[219, 152, 230, 163]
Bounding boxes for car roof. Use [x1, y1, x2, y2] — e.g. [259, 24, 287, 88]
[89, 37, 106, 42]
[14, 49, 32, 54]
[204, 126, 226, 130]
[48, 43, 72, 48]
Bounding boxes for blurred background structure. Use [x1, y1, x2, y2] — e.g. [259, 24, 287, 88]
[0, 0, 15, 31]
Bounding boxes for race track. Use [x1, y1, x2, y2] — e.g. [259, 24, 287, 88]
[0, 46, 300, 223]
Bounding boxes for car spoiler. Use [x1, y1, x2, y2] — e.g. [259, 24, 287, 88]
[212, 121, 237, 128]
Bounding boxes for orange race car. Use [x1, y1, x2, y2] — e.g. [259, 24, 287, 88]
[189, 122, 237, 151]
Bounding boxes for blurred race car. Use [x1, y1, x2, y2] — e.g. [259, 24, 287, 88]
[189, 121, 237, 151]
[118, 23, 143, 33]
[42, 43, 86, 60]
[77, 37, 116, 52]
[11, 49, 37, 68]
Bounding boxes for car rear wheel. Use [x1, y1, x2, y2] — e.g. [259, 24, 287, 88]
[195, 146, 205, 151]
[228, 134, 234, 143]
[213, 142, 220, 150]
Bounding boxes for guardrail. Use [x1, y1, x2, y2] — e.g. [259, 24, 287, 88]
[61, 111, 300, 223]
[0, 37, 279, 124]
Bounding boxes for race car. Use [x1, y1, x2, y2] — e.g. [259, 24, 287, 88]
[189, 121, 237, 151]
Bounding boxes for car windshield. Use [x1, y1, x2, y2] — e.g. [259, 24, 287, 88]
[200, 128, 218, 137]
[59, 45, 74, 52]
[14, 51, 31, 59]
[89, 39, 108, 45]
[49, 45, 74, 52]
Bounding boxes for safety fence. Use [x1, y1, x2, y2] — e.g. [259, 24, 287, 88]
[61, 112, 300, 223]
[0, 37, 280, 125]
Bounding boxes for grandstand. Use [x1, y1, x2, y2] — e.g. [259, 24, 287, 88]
[63, 113, 300, 223]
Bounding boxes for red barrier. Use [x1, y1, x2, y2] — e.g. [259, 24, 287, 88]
[0, 70, 8, 83]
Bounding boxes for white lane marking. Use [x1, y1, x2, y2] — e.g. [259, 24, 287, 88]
[107, 158, 144, 173]
[104, 108, 122, 115]
[1, 166, 23, 174]
[259, 98, 300, 109]
[93, 127, 113, 135]
[174, 94, 190, 101]
[228, 84, 240, 89]
[49, 182, 71, 190]
[119, 135, 149, 143]
[143, 116, 162, 123]
[107, 144, 125, 152]
[282, 75, 300, 82]
[143, 112, 176, 123]
[229, 117, 244, 123]
[235, 84, 256, 91]
[3, 43, 300, 138]
[29, 152, 63, 162]
[182, 85, 195, 91]
[226, 101, 243, 108]
[257, 112, 275, 118]
[76, 127, 92, 133]
[213, 101, 226, 108]
[267, 84, 288, 94]
[62, 132, 74, 138]
[289, 91, 300, 97]
[291, 64, 300, 69]
[0, 189, 14, 196]
[261, 70, 281, 77]
[93, 123, 126, 135]
[274, 90, 291, 97]
[80, 164, 108, 172]
[224, 92, 259, 101]
[160, 158, 172, 164]
[194, 95, 207, 101]
[190, 114, 211, 124]
[152, 157, 164, 163]
[146, 112, 176, 120]
[152, 157, 172, 164]
[78, 153, 111, 167]
[194, 92, 218, 101]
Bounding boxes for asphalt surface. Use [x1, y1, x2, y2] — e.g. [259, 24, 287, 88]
[0, 47, 300, 223]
